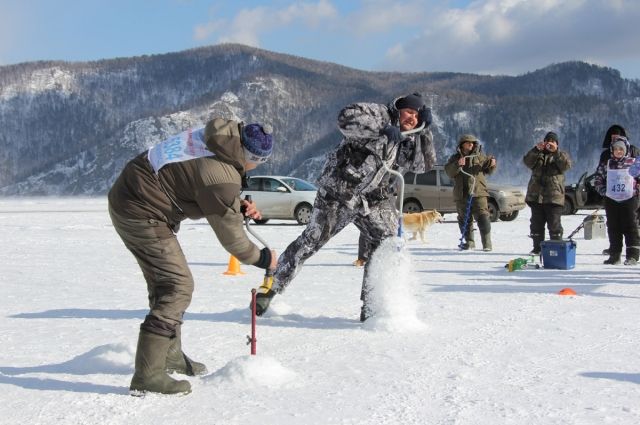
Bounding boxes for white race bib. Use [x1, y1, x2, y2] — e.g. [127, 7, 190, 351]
[606, 167, 634, 201]
[147, 127, 214, 174]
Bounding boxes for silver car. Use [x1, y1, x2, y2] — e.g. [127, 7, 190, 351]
[402, 165, 526, 222]
[243, 176, 317, 225]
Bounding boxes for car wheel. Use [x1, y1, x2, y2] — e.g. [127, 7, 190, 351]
[294, 203, 313, 225]
[562, 197, 575, 215]
[487, 200, 499, 222]
[253, 218, 269, 225]
[403, 199, 422, 214]
[499, 211, 519, 221]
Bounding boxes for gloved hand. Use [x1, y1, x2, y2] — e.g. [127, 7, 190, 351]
[419, 107, 432, 128]
[252, 289, 276, 316]
[381, 124, 403, 143]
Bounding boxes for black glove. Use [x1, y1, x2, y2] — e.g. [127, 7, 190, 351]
[252, 289, 276, 316]
[419, 107, 432, 128]
[381, 124, 403, 143]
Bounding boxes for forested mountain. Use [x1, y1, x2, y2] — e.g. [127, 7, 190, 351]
[1, 43, 638, 195]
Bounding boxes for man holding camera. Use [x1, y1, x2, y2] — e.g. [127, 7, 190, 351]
[523, 131, 572, 254]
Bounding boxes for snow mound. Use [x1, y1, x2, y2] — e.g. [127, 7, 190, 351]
[204, 355, 296, 388]
[363, 237, 426, 333]
[61, 343, 135, 375]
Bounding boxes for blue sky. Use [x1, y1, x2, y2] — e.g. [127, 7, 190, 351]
[2, 0, 640, 79]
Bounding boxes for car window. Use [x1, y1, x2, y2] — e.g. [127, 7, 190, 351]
[404, 172, 416, 185]
[416, 170, 437, 186]
[263, 179, 283, 192]
[439, 171, 453, 187]
[247, 177, 262, 191]
[281, 177, 317, 191]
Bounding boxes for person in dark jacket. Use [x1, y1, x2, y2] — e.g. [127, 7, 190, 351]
[523, 131, 572, 254]
[600, 124, 638, 163]
[253, 93, 436, 321]
[593, 135, 640, 265]
[599, 125, 640, 255]
[108, 119, 277, 395]
[444, 134, 496, 251]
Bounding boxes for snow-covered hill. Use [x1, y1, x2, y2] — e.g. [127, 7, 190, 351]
[1, 44, 640, 195]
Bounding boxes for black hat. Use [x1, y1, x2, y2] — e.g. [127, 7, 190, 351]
[544, 131, 559, 143]
[395, 93, 425, 111]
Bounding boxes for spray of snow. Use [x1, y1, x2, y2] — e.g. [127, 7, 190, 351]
[362, 237, 426, 333]
[265, 299, 293, 316]
[203, 355, 296, 388]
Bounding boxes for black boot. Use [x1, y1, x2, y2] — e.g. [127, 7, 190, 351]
[603, 253, 621, 265]
[459, 223, 475, 250]
[130, 330, 191, 395]
[624, 247, 639, 266]
[530, 233, 543, 255]
[166, 325, 207, 376]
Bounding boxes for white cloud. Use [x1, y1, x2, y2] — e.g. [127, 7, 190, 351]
[191, 0, 640, 79]
[348, 0, 427, 35]
[194, 0, 338, 47]
[381, 0, 640, 76]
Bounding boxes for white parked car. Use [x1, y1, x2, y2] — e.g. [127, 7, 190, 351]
[243, 176, 317, 225]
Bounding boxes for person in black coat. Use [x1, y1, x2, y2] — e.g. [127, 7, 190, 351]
[593, 136, 640, 265]
[599, 125, 640, 255]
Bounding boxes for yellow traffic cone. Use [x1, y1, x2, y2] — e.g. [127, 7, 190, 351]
[223, 255, 245, 275]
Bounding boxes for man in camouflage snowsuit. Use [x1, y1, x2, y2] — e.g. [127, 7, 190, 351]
[253, 93, 436, 321]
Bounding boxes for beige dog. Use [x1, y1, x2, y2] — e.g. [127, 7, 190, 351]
[402, 210, 443, 242]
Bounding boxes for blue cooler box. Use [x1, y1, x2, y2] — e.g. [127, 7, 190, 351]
[540, 240, 576, 270]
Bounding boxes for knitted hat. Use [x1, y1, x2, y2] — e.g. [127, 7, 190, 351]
[395, 93, 425, 111]
[544, 131, 559, 143]
[611, 135, 628, 154]
[242, 123, 273, 164]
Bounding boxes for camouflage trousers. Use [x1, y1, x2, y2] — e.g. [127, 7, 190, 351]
[273, 194, 398, 296]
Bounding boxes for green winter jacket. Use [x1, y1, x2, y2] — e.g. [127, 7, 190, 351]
[108, 118, 262, 265]
[523, 147, 572, 205]
[444, 141, 496, 202]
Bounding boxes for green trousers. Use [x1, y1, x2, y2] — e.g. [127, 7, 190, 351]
[109, 205, 193, 329]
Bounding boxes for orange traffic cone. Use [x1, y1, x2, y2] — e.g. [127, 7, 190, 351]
[558, 287, 577, 296]
[223, 255, 245, 275]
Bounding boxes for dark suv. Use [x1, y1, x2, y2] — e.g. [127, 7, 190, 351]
[402, 165, 526, 222]
[563, 171, 604, 215]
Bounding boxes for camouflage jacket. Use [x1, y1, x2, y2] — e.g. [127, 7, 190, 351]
[316, 102, 435, 213]
[444, 141, 496, 201]
[523, 147, 572, 205]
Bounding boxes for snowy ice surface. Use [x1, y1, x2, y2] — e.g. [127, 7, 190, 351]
[1, 197, 639, 425]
